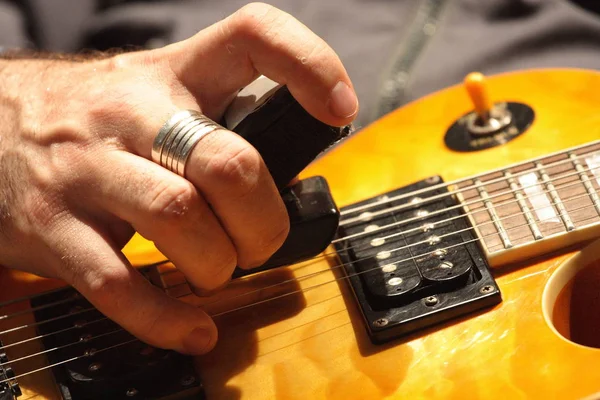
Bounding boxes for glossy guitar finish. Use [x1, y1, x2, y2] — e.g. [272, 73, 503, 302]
[2, 69, 600, 399]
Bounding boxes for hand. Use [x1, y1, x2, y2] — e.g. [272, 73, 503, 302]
[0, 3, 358, 355]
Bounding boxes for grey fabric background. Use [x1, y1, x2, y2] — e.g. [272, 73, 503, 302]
[1, 0, 599, 128]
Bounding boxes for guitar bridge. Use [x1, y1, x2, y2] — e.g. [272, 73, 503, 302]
[334, 176, 502, 343]
[0, 340, 21, 400]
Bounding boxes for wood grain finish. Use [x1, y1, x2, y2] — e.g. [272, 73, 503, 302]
[2, 69, 600, 399]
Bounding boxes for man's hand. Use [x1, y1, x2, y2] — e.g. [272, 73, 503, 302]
[0, 3, 358, 355]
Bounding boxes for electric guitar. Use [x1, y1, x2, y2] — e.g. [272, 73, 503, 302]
[1, 68, 599, 399]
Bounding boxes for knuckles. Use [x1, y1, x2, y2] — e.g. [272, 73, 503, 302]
[230, 2, 285, 42]
[204, 142, 263, 199]
[147, 181, 198, 221]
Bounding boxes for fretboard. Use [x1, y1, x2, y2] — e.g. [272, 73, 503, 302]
[456, 140, 600, 267]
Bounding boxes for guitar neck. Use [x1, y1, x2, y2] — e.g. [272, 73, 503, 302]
[456, 140, 600, 267]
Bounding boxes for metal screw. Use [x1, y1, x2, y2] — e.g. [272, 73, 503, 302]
[180, 375, 196, 387]
[424, 296, 438, 306]
[126, 388, 138, 397]
[88, 362, 101, 372]
[372, 318, 389, 327]
[425, 176, 440, 184]
[480, 285, 494, 294]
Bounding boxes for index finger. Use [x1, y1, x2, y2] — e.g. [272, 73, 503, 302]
[160, 2, 358, 126]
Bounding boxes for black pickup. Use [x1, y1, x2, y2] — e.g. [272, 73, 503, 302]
[334, 176, 502, 343]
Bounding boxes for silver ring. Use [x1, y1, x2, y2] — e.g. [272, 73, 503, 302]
[152, 110, 222, 177]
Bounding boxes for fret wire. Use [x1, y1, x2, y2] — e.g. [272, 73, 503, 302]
[340, 140, 600, 218]
[473, 178, 512, 248]
[2, 166, 600, 336]
[503, 171, 543, 240]
[570, 153, 600, 216]
[535, 162, 575, 231]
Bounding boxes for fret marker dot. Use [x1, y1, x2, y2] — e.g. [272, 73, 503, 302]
[410, 197, 423, 205]
[377, 251, 391, 260]
[388, 277, 403, 286]
[370, 238, 385, 247]
[364, 224, 379, 233]
[381, 264, 397, 273]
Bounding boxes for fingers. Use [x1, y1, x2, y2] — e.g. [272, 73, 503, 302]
[183, 126, 290, 268]
[49, 216, 217, 355]
[85, 150, 237, 291]
[161, 2, 358, 126]
[124, 118, 290, 269]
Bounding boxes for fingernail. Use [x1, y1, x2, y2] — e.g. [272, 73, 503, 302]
[182, 327, 213, 355]
[329, 81, 358, 119]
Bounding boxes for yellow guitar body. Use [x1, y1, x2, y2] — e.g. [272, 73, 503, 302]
[2, 68, 600, 399]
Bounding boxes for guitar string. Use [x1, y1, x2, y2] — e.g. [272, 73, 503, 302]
[339, 140, 600, 219]
[174, 196, 599, 304]
[0, 260, 168, 309]
[158, 156, 600, 279]
[156, 160, 596, 279]
[0, 168, 594, 337]
[0, 316, 108, 351]
[0, 328, 124, 367]
[0, 290, 346, 367]
[0, 140, 593, 303]
[0, 196, 594, 363]
[0, 147, 595, 312]
[3, 209, 599, 385]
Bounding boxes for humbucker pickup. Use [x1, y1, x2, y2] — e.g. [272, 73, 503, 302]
[334, 176, 502, 343]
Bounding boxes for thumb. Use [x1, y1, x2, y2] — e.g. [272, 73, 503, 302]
[55, 218, 217, 355]
[159, 2, 358, 126]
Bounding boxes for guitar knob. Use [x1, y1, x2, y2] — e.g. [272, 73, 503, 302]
[463, 72, 512, 136]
